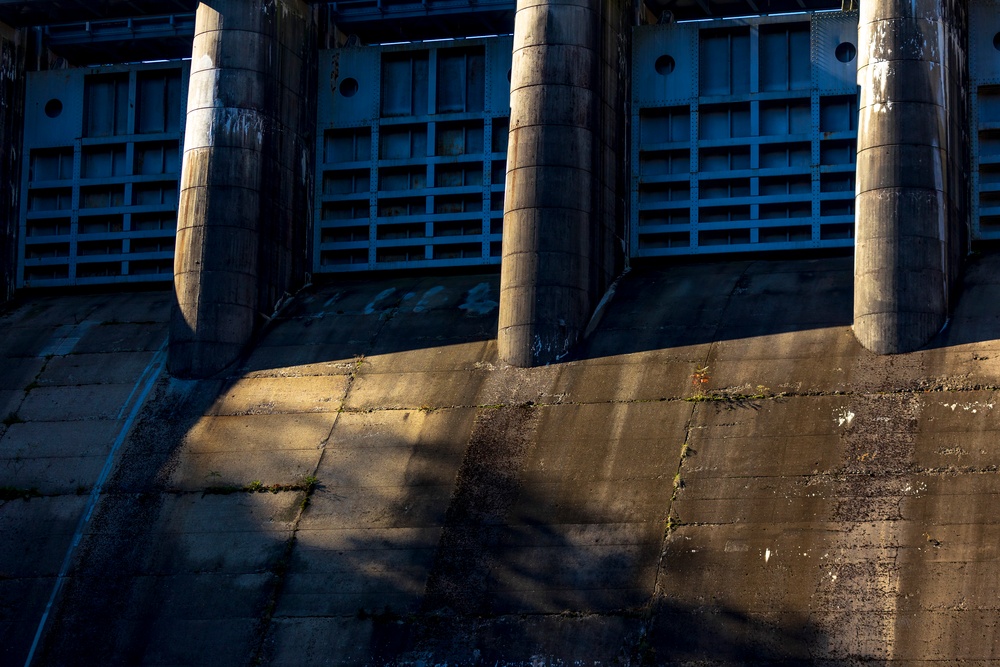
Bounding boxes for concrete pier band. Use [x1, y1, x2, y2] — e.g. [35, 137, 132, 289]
[1, 0, 997, 374]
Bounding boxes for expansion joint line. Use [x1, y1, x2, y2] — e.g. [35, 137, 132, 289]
[23, 339, 168, 667]
[651, 263, 754, 601]
[248, 295, 403, 661]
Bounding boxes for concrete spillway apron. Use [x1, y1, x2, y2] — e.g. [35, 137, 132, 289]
[23, 342, 167, 667]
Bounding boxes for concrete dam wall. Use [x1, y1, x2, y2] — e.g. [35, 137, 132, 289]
[3, 0, 1000, 664]
[4, 252, 1000, 664]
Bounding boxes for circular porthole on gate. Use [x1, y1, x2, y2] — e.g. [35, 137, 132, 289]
[44, 98, 63, 118]
[653, 56, 677, 76]
[655, 55, 675, 75]
[339, 77, 359, 98]
[835, 42, 857, 63]
[994, 32, 1000, 51]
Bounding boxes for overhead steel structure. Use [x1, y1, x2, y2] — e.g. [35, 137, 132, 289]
[0, 0, 995, 375]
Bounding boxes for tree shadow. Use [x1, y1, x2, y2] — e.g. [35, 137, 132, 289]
[28, 245, 1000, 664]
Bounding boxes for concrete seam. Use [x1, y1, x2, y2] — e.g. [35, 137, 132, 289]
[188, 65, 307, 98]
[22, 338, 167, 667]
[503, 203, 593, 215]
[178, 182, 265, 196]
[509, 120, 597, 131]
[247, 288, 408, 649]
[505, 162, 595, 174]
[509, 81, 596, 95]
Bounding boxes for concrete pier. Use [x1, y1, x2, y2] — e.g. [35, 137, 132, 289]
[499, 0, 631, 367]
[170, 0, 314, 378]
[0, 22, 25, 306]
[853, 0, 969, 354]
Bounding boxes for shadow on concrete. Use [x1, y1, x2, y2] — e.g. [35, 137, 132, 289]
[922, 251, 1000, 350]
[33, 249, 1000, 663]
[251, 254, 870, 376]
[22, 285, 869, 666]
[236, 272, 503, 377]
[27, 377, 236, 665]
[573, 255, 856, 363]
[186, 248, 1000, 380]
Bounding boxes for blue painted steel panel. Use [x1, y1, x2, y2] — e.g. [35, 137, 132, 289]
[23, 70, 84, 148]
[631, 12, 859, 258]
[314, 36, 512, 273]
[18, 60, 188, 288]
[970, 1, 1000, 241]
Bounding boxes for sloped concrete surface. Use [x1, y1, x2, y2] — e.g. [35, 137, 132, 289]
[7, 255, 1000, 664]
[0, 291, 172, 663]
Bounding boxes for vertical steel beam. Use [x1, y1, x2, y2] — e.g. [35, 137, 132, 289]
[854, 0, 970, 354]
[499, 0, 632, 366]
[170, 0, 315, 378]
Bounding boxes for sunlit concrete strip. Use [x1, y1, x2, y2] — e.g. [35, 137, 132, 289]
[23, 340, 168, 667]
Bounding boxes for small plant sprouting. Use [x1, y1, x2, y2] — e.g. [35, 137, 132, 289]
[203, 476, 320, 497]
[301, 475, 319, 493]
[685, 384, 771, 405]
[348, 354, 366, 380]
[691, 365, 710, 386]
[670, 472, 685, 502]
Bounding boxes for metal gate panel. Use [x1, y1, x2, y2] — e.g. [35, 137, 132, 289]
[631, 13, 858, 258]
[314, 36, 512, 273]
[970, 1, 1000, 241]
[18, 60, 188, 287]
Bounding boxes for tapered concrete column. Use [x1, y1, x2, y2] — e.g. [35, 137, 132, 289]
[499, 0, 632, 366]
[0, 22, 25, 306]
[854, 0, 970, 354]
[170, 0, 315, 378]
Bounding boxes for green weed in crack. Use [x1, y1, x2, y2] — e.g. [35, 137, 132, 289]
[248, 476, 321, 665]
[685, 385, 775, 407]
[202, 476, 320, 497]
[664, 513, 683, 536]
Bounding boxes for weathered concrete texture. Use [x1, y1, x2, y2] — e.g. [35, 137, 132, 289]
[854, 0, 970, 354]
[17, 254, 1000, 663]
[0, 22, 25, 306]
[499, 0, 632, 367]
[0, 290, 171, 665]
[170, 0, 316, 379]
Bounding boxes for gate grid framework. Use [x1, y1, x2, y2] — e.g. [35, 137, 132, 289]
[13, 4, 1000, 287]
